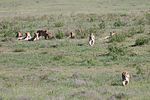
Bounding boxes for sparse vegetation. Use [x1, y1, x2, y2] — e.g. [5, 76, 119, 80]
[134, 37, 149, 46]
[0, 0, 149, 99]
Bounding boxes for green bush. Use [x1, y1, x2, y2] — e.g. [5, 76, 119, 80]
[13, 49, 26, 52]
[126, 26, 144, 37]
[98, 20, 105, 29]
[113, 19, 126, 27]
[134, 37, 149, 46]
[56, 30, 64, 39]
[54, 21, 64, 27]
[75, 28, 87, 39]
[108, 45, 127, 56]
[107, 44, 127, 60]
[109, 34, 126, 43]
[145, 13, 150, 25]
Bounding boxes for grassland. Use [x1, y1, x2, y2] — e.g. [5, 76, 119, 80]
[0, 0, 150, 99]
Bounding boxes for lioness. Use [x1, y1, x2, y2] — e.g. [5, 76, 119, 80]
[24, 32, 32, 41]
[68, 32, 75, 39]
[36, 30, 54, 39]
[122, 71, 130, 86]
[89, 33, 95, 46]
[16, 32, 23, 40]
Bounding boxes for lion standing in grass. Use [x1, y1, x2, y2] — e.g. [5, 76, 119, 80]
[122, 71, 130, 86]
[89, 33, 95, 46]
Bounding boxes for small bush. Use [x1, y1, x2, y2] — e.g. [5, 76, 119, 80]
[145, 13, 150, 25]
[110, 93, 128, 100]
[109, 34, 126, 43]
[113, 19, 126, 27]
[88, 26, 97, 34]
[134, 37, 149, 46]
[75, 28, 87, 39]
[13, 49, 26, 52]
[54, 22, 64, 27]
[52, 55, 63, 61]
[56, 30, 64, 39]
[107, 44, 127, 60]
[1, 37, 13, 42]
[98, 20, 105, 29]
[127, 26, 144, 37]
[136, 18, 145, 25]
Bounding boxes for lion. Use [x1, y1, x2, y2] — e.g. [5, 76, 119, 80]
[122, 71, 130, 86]
[110, 31, 117, 37]
[104, 31, 117, 39]
[89, 33, 95, 46]
[28, 32, 39, 41]
[36, 30, 54, 40]
[68, 32, 75, 39]
[24, 32, 32, 41]
[16, 32, 23, 40]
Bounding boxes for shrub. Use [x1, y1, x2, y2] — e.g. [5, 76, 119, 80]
[108, 45, 127, 56]
[127, 26, 144, 37]
[1, 37, 13, 42]
[13, 49, 26, 52]
[107, 44, 127, 60]
[145, 13, 150, 25]
[56, 30, 64, 39]
[98, 20, 105, 29]
[75, 28, 87, 39]
[136, 18, 145, 25]
[109, 34, 126, 43]
[113, 19, 126, 27]
[88, 26, 97, 34]
[54, 21, 64, 27]
[134, 37, 149, 46]
[52, 55, 63, 61]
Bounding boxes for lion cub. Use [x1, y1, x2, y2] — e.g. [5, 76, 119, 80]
[89, 33, 95, 46]
[122, 71, 130, 86]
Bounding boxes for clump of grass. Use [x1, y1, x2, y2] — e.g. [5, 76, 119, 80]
[134, 37, 149, 46]
[127, 26, 144, 37]
[145, 13, 150, 25]
[52, 55, 63, 61]
[136, 65, 144, 75]
[1, 37, 13, 42]
[75, 28, 87, 39]
[113, 19, 126, 27]
[110, 93, 128, 100]
[136, 18, 145, 25]
[13, 48, 26, 52]
[98, 20, 105, 29]
[107, 44, 127, 60]
[40, 51, 48, 54]
[109, 34, 126, 43]
[56, 30, 64, 39]
[54, 21, 64, 27]
[108, 45, 127, 56]
[87, 26, 98, 34]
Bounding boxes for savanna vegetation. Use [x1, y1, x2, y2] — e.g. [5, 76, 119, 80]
[0, 0, 150, 99]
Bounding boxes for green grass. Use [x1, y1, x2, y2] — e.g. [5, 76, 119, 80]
[0, 0, 150, 99]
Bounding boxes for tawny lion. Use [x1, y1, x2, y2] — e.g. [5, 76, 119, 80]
[28, 32, 39, 41]
[16, 32, 23, 40]
[89, 33, 95, 46]
[122, 71, 130, 86]
[68, 32, 75, 39]
[36, 30, 54, 39]
[24, 32, 32, 41]
[104, 31, 117, 39]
